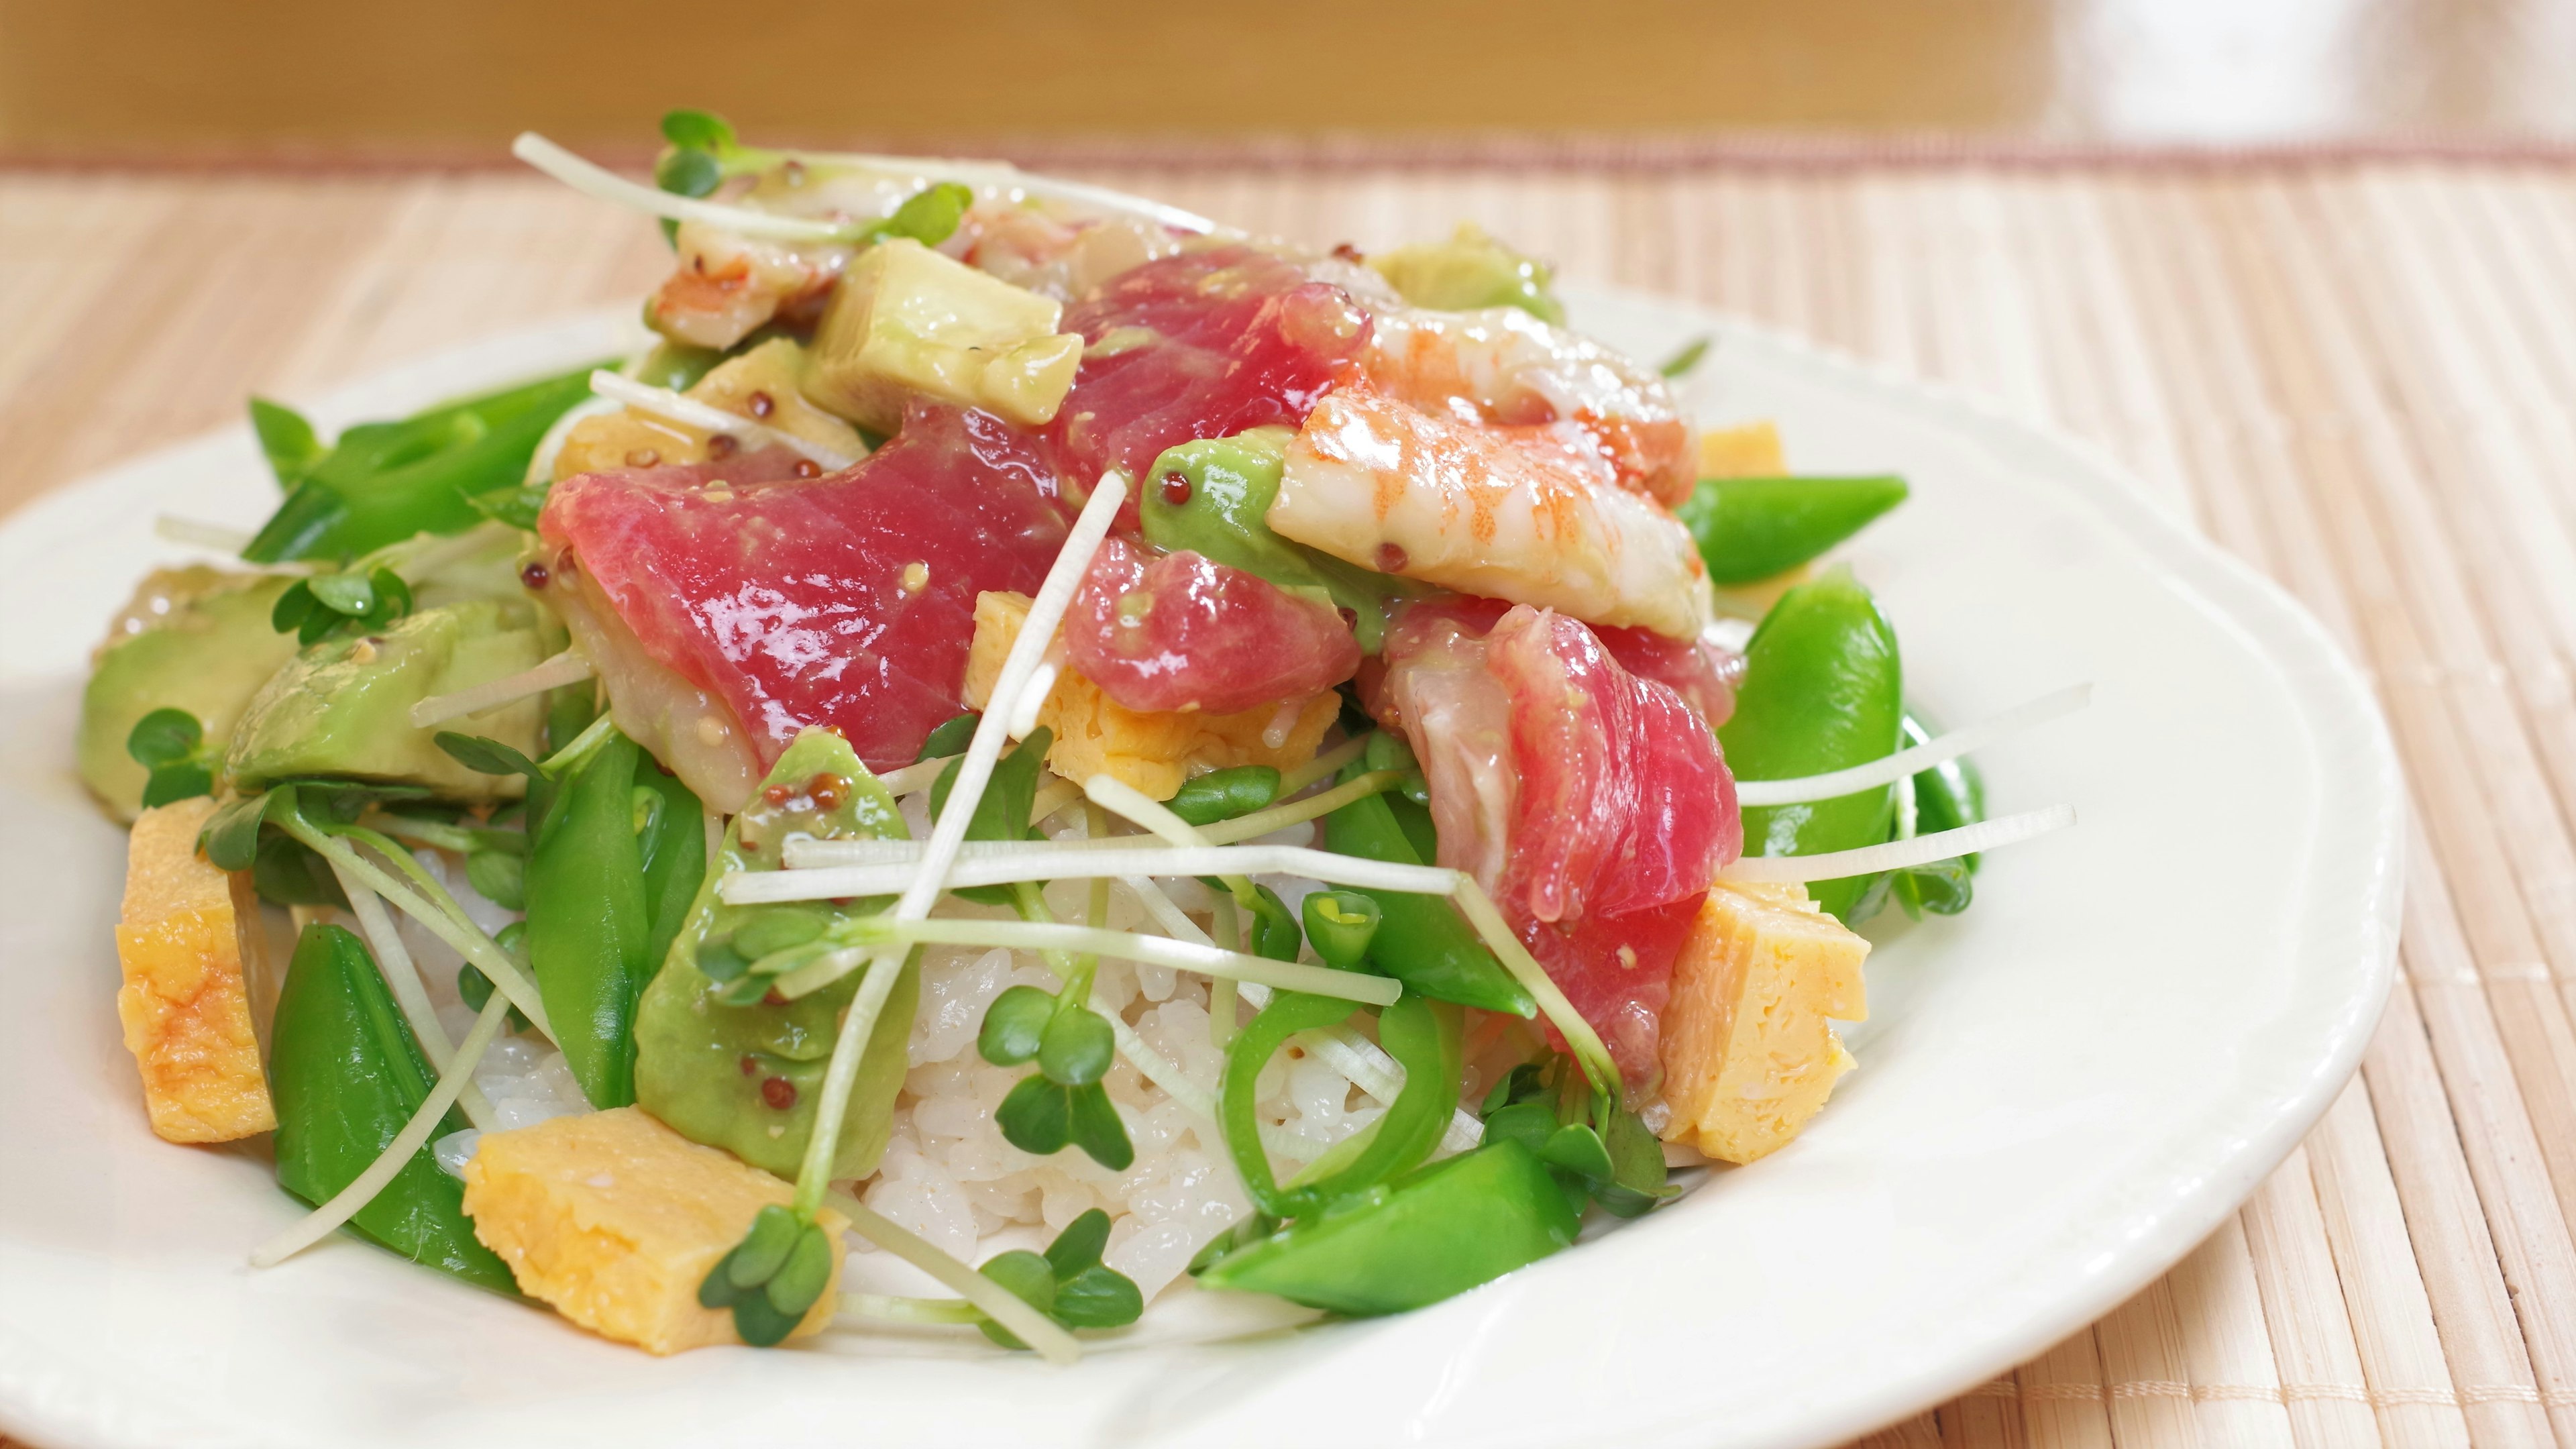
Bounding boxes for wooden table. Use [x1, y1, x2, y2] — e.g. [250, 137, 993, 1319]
[6, 142, 2576, 1448]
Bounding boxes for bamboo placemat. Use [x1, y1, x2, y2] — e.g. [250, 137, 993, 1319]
[5, 146, 2575, 1449]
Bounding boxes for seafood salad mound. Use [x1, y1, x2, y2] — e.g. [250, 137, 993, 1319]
[83, 109, 2077, 1359]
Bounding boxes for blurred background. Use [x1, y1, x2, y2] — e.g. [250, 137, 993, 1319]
[2, 0, 2571, 159]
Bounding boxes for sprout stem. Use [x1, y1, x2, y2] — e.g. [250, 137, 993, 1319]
[1733, 684, 2089, 806]
[410, 650, 594, 731]
[825, 1191, 1083, 1364]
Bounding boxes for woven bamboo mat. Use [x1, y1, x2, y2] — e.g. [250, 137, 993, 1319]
[5, 147, 2576, 1449]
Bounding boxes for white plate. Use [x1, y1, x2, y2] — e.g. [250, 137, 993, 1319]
[0, 289, 2401, 1449]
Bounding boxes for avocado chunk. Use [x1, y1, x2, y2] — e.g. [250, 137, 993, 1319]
[1368, 223, 1566, 325]
[225, 598, 548, 799]
[80, 568, 303, 821]
[802, 237, 1082, 433]
[1142, 427, 1418, 652]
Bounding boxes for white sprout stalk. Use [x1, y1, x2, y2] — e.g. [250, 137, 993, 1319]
[1719, 806, 2076, 883]
[588, 372, 859, 471]
[824, 1190, 1082, 1364]
[153, 515, 257, 553]
[512, 133, 860, 244]
[783, 475, 1127, 1214]
[1733, 684, 2092, 806]
[1276, 735, 1370, 799]
[727, 843, 1458, 904]
[788, 919, 1401, 1006]
[281, 820, 556, 1042]
[329, 863, 496, 1130]
[1449, 877, 1623, 1096]
[836, 1294, 985, 1326]
[409, 650, 594, 730]
[1028, 776, 1083, 829]
[873, 755, 955, 798]
[250, 994, 509, 1269]
[1082, 775, 1209, 847]
[1199, 769, 1406, 845]
[754, 148, 1222, 235]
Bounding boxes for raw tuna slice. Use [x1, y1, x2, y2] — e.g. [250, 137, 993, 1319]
[1051, 246, 1372, 512]
[541, 404, 1069, 786]
[1381, 595, 1741, 730]
[1373, 600, 1740, 1083]
[1066, 537, 1361, 716]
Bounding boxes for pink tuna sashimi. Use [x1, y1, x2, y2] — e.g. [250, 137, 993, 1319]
[1066, 537, 1362, 715]
[1373, 600, 1740, 1082]
[1377, 594, 1741, 731]
[1051, 246, 1372, 513]
[1520, 895, 1706, 1087]
[541, 404, 1069, 777]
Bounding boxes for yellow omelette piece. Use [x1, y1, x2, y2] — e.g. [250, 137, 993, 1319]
[1656, 881, 1870, 1165]
[461, 1107, 847, 1355]
[964, 590, 1339, 801]
[114, 795, 275, 1143]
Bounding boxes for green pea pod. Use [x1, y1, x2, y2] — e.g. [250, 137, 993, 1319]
[243, 366, 602, 564]
[1717, 567, 1905, 920]
[268, 923, 515, 1294]
[1676, 475, 1910, 586]
[1196, 1138, 1580, 1316]
[635, 728, 918, 1180]
[634, 761, 710, 971]
[1903, 710, 1985, 869]
[1220, 991, 1358, 1217]
[1222, 991, 1461, 1220]
[522, 733, 657, 1108]
[1141, 429, 1417, 651]
[1322, 790, 1534, 1015]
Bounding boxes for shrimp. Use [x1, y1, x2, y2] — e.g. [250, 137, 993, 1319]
[955, 203, 1186, 303]
[1269, 381, 1713, 640]
[1361, 305, 1699, 508]
[648, 219, 847, 350]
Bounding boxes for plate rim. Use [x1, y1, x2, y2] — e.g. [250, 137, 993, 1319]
[0, 290, 2405, 1449]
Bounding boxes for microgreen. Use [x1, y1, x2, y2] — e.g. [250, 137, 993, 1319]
[976, 1209, 1143, 1348]
[248, 398, 325, 490]
[467, 481, 550, 532]
[698, 1203, 835, 1346]
[1657, 335, 1712, 379]
[659, 109, 737, 153]
[125, 707, 216, 808]
[874, 181, 975, 248]
[918, 710, 979, 761]
[1479, 1056, 1676, 1218]
[434, 731, 544, 783]
[270, 567, 413, 645]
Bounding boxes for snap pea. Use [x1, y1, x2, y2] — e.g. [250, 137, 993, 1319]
[1220, 989, 1460, 1221]
[1195, 1138, 1580, 1316]
[268, 923, 515, 1293]
[242, 366, 600, 564]
[1320, 785, 1534, 1015]
[1299, 891, 1381, 971]
[523, 731, 706, 1109]
[1716, 567, 1905, 920]
[1676, 474, 1910, 585]
[1855, 708, 1986, 922]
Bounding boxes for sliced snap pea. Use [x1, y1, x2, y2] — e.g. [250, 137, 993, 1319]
[1676, 474, 1909, 586]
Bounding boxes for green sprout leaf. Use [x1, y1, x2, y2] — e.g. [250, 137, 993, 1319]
[977, 1212, 1143, 1346]
[140, 763, 215, 810]
[125, 708, 204, 769]
[660, 109, 737, 153]
[468, 481, 550, 532]
[248, 398, 325, 490]
[435, 731, 543, 782]
[996, 1074, 1073, 1155]
[918, 711, 979, 761]
[1037, 1006, 1115, 1087]
[1068, 1083, 1133, 1171]
[464, 849, 527, 911]
[1658, 335, 1712, 378]
[977, 985, 1054, 1066]
[307, 571, 376, 616]
[655, 147, 722, 199]
[1044, 1208, 1112, 1280]
[878, 182, 975, 248]
[270, 580, 319, 636]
